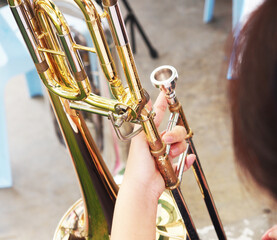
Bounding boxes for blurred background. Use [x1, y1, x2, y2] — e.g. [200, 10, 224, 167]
[0, 0, 276, 239]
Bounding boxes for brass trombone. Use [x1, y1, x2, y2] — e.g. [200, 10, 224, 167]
[7, 0, 226, 239]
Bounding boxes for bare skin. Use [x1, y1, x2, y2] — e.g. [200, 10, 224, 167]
[262, 226, 277, 240]
[111, 92, 195, 240]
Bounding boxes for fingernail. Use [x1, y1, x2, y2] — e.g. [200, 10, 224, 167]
[268, 231, 274, 238]
[268, 231, 277, 239]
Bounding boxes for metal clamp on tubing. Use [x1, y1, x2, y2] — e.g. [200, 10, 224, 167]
[108, 112, 143, 141]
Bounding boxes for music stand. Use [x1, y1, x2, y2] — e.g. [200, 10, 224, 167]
[122, 0, 158, 58]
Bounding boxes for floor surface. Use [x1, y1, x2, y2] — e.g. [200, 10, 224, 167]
[1, 0, 276, 239]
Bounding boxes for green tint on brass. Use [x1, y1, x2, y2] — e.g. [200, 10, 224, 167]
[54, 192, 187, 240]
[8, 0, 193, 239]
[157, 191, 187, 240]
[9, 0, 40, 63]
[48, 91, 117, 239]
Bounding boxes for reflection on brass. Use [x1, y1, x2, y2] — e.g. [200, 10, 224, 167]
[157, 190, 186, 239]
[37, 47, 65, 56]
[150, 143, 166, 157]
[151, 65, 227, 239]
[74, 69, 88, 82]
[35, 60, 49, 73]
[102, 0, 118, 7]
[185, 128, 193, 140]
[7, 0, 212, 239]
[55, 191, 186, 240]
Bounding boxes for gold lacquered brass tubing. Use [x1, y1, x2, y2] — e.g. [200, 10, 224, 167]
[8, 0, 22, 6]
[34, 0, 91, 100]
[116, 44, 145, 103]
[84, 93, 121, 113]
[73, 44, 96, 53]
[169, 102, 191, 136]
[102, 0, 118, 7]
[48, 92, 118, 238]
[9, 1, 46, 65]
[59, 34, 86, 79]
[139, 110, 199, 239]
[73, 0, 128, 102]
[103, 1, 146, 114]
[22, 0, 35, 20]
[35, 9, 73, 88]
[102, 1, 128, 46]
[140, 109, 179, 189]
[70, 101, 112, 117]
[37, 47, 65, 56]
[7, 1, 82, 100]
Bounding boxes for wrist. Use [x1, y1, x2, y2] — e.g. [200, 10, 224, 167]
[120, 174, 165, 203]
[120, 179, 161, 204]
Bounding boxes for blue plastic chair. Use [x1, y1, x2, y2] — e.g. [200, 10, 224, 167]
[0, 6, 43, 188]
[203, 0, 246, 80]
[203, 0, 215, 23]
[203, 0, 245, 29]
[227, 1, 251, 80]
[0, 5, 98, 188]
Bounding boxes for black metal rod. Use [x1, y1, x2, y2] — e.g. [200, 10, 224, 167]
[122, 0, 158, 58]
[174, 105, 226, 239]
[130, 17, 136, 53]
[187, 140, 227, 240]
[171, 188, 200, 240]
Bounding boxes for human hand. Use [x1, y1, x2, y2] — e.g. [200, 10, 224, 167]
[262, 225, 277, 240]
[111, 91, 195, 240]
[122, 91, 195, 201]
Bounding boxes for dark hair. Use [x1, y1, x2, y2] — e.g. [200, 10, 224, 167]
[230, 0, 277, 200]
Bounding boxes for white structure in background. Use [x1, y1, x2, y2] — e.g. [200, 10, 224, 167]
[240, 0, 264, 27]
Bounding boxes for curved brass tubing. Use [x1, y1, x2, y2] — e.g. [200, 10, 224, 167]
[48, 91, 118, 240]
[7, 0, 215, 239]
[34, 0, 93, 100]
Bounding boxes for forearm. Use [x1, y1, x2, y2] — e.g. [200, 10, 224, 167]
[111, 181, 159, 240]
[110, 92, 193, 239]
